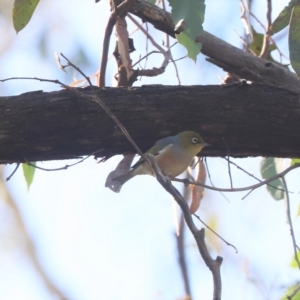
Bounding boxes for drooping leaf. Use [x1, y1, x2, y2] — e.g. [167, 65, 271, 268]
[13, 0, 40, 33]
[22, 163, 36, 190]
[291, 158, 300, 165]
[190, 160, 206, 213]
[271, 0, 300, 35]
[169, 0, 205, 61]
[260, 158, 284, 200]
[289, 5, 300, 78]
[105, 154, 135, 193]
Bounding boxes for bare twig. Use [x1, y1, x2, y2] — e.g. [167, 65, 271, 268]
[99, 0, 137, 87]
[172, 163, 300, 193]
[175, 214, 192, 299]
[224, 157, 291, 194]
[6, 163, 20, 181]
[282, 176, 300, 270]
[259, 0, 272, 58]
[193, 213, 238, 253]
[287, 283, 300, 300]
[204, 158, 230, 203]
[222, 137, 233, 188]
[22, 150, 101, 172]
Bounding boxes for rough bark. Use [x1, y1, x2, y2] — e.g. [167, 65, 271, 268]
[1, 83, 300, 164]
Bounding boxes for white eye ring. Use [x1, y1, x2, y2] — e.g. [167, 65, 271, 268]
[191, 138, 199, 144]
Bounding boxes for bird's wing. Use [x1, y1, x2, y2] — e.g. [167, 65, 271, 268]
[131, 142, 175, 169]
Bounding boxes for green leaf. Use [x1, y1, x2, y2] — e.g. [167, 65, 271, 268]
[22, 163, 36, 190]
[271, 0, 300, 35]
[289, 5, 300, 78]
[13, 0, 40, 33]
[260, 158, 284, 200]
[291, 158, 300, 165]
[147, 0, 157, 4]
[169, 0, 205, 61]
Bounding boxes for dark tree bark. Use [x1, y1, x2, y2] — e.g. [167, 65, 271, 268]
[1, 83, 300, 164]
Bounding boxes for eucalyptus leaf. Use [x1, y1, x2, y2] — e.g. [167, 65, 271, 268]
[22, 163, 36, 190]
[289, 5, 300, 78]
[13, 0, 40, 33]
[260, 158, 284, 200]
[291, 158, 300, 166]
[271, 0, 300, 35]
[169, 0, 205, 61]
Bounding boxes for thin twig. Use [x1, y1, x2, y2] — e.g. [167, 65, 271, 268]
[99, 0, 137, 87]
[287, 282, 300, 300]
[6, 163, 20, 181]
[171, 163, 300, 193]
[282, 176, 300, 270]
[22, 150, 100, 172]
[259, 0, 272, 58]
[204, 158, 230, 203]
[222, 137, 233, 188]
[224, 157, 292, 194]
[193, 213, 238, 253]
[241, 188, 254, 200]
[175, 214, 192, 298]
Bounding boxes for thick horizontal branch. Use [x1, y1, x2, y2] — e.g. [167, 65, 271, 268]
[130, 1, 300, 93]
[1, 83, 300, 164]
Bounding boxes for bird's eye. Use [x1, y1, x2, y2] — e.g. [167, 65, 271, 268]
[191, 137, 199, 144]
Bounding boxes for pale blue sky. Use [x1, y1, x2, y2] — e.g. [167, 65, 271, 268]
[1, 1, 298, 300]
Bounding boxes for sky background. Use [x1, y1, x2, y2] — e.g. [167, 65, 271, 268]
[0, 0, 299, 300]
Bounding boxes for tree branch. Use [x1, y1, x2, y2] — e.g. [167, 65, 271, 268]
[1, 83, 300, 164]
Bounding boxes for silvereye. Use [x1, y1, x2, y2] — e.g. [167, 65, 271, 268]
[112, 131, 210, 186]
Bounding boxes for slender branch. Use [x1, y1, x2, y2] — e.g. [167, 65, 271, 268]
[99, 17, 116, 87]
[99, 0, 137, 87]
[175, 214, 192, 299]
[148, 155, 222, 300]
[193, 213, 238, 253]
[224, 157, 291, 194]
[259, 0, 272, 58]
[22, 150, 101, 172]
[6, 163, 20, 181]
[222, 137, 233, 188]
[287, 283, 300, 300]
[172, 163, 300, 193]
[282, 176, 300, 270]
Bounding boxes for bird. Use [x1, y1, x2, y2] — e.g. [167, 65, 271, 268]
[111, 131, 210, 187]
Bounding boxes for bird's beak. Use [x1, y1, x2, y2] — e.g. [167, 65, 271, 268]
[201, 142, 211, 147]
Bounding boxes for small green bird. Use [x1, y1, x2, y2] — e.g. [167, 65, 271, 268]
[112, 131, 210, 187]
